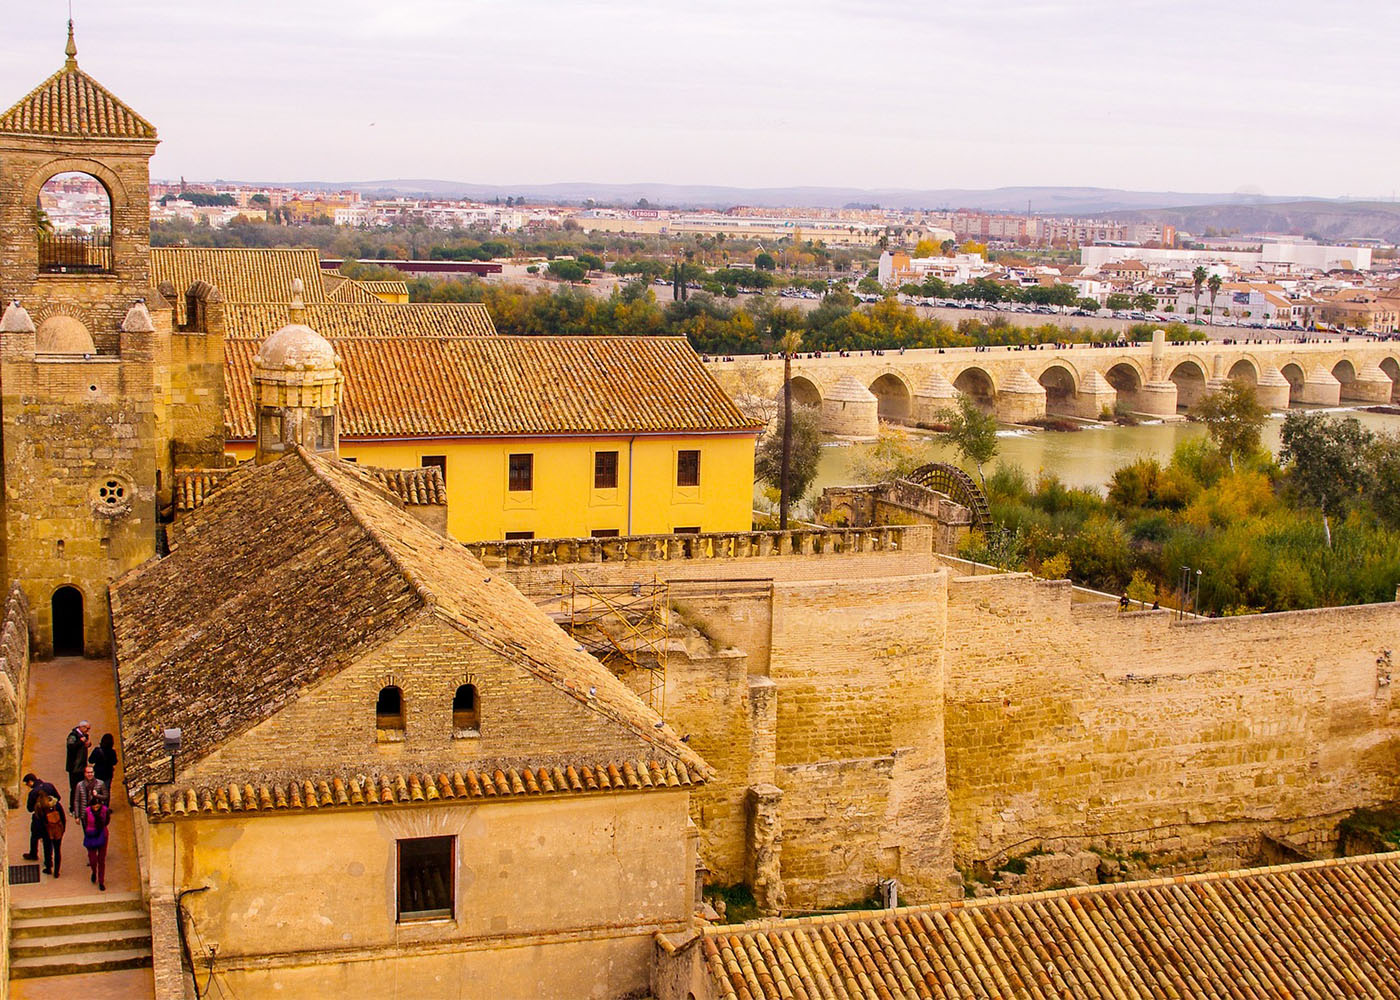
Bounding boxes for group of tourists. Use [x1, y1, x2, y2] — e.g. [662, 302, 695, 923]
[21, 720, 118, 890]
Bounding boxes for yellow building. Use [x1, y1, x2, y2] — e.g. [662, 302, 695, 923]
[222, 333, 760, 541]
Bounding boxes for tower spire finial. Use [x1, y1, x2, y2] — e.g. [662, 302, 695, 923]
[65, 19, 77, 68]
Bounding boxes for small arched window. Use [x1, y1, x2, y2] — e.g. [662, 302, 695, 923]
[452, 684, 479, 734]
[376, 685, 405, 731]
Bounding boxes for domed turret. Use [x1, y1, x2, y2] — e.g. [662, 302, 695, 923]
[252, 281, 344, 464]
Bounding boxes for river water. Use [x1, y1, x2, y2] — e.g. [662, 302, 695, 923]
[802, 407, 1400, 511]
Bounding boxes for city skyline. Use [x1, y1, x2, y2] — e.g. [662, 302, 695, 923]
[6, 1, 1399, 200]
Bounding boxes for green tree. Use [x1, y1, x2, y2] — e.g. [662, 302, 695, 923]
[754, 251, 776, 271]
[1279, 411, 1374, 548]
[1191, 265, 1207, 321]
[1105, 292, 1132, 310]
[1132, 292, 1158, 311]
[1206, 273, 1223, 326]
[546, 259, 586, 282]
[936, 393, 999, 486]
[856, 275, 884, 295]
[1190, 380, 1265, 470]
[755, 403, 822, 506]
[1076, 297, 1102, 312]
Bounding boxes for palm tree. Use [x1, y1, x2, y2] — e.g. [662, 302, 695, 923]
[1206, 273, 1223, 327]
[1191, 265, 1207, 323]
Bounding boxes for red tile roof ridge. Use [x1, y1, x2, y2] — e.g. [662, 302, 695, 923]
[295, 445, 441, 605]
[698, 851, 1400, 936]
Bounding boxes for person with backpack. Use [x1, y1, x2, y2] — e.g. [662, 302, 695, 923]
[21, 772, 59, 863]
[82, 797, 110, 891]
[28, 775, 66, 877]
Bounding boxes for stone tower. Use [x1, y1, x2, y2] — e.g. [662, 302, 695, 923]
[252, 282, 343, 465]
[0, 25, 165, 656]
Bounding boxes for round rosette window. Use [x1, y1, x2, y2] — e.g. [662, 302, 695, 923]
[91, 475, 134, 518]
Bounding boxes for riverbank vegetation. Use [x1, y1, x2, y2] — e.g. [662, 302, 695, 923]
[975, 412, 1400, 614]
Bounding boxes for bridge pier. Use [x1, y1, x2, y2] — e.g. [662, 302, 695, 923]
[912, 373, 958, 426]
[1296, 365, 1342, 406]
[1255, 367, 1292, 410]
[995, 370, 1047, 423]
[1342, 363, 1395, 403]
[1072, 371, 1116, 419]
[1134, 381, 1179, 417]
[821, 375, 879, 439]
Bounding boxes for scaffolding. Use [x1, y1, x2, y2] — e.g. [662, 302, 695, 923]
[566, 574, 670, 716]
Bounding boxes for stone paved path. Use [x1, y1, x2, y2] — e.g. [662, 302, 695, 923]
[7, 657, 150, 996]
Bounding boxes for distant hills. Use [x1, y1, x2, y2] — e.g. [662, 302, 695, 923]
[1114, 200, 1400, 244]
[223, 179, 1308, 215]
[209, 178, 1400, 240]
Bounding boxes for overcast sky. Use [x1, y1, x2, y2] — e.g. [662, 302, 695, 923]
[5, 0, 1395, 199]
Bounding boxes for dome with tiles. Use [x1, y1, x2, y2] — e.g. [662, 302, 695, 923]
[257, 322, 337, 371]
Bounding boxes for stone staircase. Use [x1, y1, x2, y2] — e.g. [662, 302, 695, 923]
[9, 891, 152, 979]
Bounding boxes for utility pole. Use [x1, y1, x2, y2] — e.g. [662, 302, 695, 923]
[778, 330, 802, 530]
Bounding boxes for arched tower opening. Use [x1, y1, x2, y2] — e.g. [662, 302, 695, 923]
[36, 171, 112, 274]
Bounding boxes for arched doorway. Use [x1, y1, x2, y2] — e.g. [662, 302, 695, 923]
[52, 586, 83, 657]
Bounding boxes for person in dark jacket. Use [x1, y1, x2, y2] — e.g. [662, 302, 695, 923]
[21, 772, 58, 861]
[64, 721, 91, 816]
[23, 772, 64, 875]
[89, 732, 118, 789]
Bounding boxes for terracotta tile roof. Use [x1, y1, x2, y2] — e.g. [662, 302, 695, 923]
[223, 336, 760, 440]
[111, 447, 706, 789]
[220, 301, 496, 339]
[360, 279, 410, 298]
[698, 853, 1400, 1000]
[146, 758, 706, 819]
[0, 62, 155, 139]
[174, 463, 446, 510]
[359, 464, 447, 506]
[151, 248, 327, 320]
[172, 468, 234, 512]
[326, 278, 389, 304]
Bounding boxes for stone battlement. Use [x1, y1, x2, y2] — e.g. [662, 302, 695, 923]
[465, 524, 928, 568]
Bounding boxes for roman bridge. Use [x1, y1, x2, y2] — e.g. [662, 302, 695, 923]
[707, 333, 1400, 436]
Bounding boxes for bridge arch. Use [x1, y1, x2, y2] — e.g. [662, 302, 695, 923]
[1169, 359, 1208, 410]
[869, 371, 913, 421]
[1227, 358, 1258, 385]
[953, 366, 996, 412]
[1280, 362, 1306, 402]
[1037, 363, 1078, 413]
[786, 374, 823, 408]
[1380, 357, 1400, 400]
[1332, 359, 1356, 385]
[1104, 361, 1144, 393]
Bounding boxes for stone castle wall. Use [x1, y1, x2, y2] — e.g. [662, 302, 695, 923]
[942, 572, 1400, 870]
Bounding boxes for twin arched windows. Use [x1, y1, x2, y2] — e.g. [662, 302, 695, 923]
[375, 683, 480, 737]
